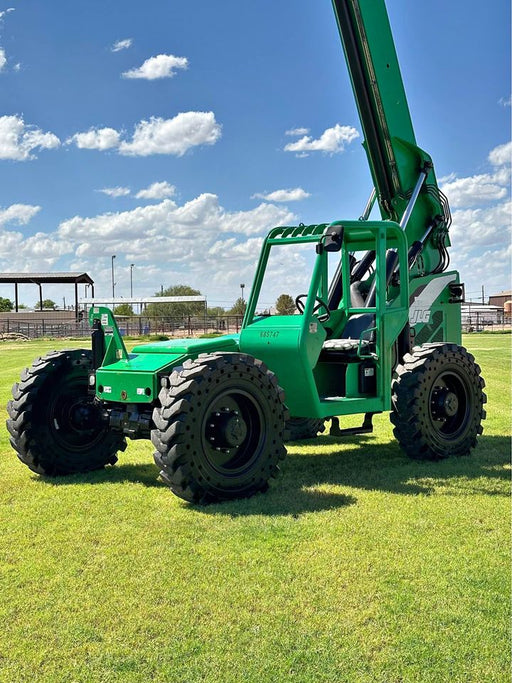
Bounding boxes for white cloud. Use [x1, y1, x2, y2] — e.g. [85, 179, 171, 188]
[0, 189, 298, 303]
[0, 228, 73, 273]
[252, 187, 310, 202]
[0, 115, 60, 160]
[450, 201, 512, 251]
[441, 141, 511, 298]
[220, 202, 295, 236]
[438, 172, 456, 184]
[285, 127, 310, 136]
[238, 243, 317, 310]
[21, 232, 72, 260]
[441, 172, 508, 208]
[57, 194, 294, 256]
[119, 112, 221, 157]
[284, 124, 359, 155]
[68, 127, 121, 150]
[441, 141, 511, 209]
[48, 194, 296, 303]
[122, 54, 188, 80]
[208, 237, 264, 260]
[97, 187, 131, 198]
[135, 181, 176, 200]
[451, 243, 511, 299]
[0, 203, 41, 226]
[488, 141, 511, 167]
[0, 8, 14, 20]
[111, 38, 132, 52]
[59, 199, 177, 244]
[0, 203, 71, 273]
[68, 113, 221, 157]
[0, 48, 6, 71]
[498, 95, 511, 107]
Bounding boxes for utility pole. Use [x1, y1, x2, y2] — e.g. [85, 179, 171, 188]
[130, 263, 135, 298]
[111, 254, 116, 300]
[481, 285, 485, 305]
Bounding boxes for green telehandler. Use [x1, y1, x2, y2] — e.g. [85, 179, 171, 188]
[7, 0, 486, 504]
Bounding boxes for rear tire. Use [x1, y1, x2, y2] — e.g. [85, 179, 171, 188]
[151, 352, 288, 503]
[6, 349, 126, 476]
[390, 343, 486, 460]
[286, 417, 326, 441]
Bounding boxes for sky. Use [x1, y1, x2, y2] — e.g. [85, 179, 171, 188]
[0, 0, 510, 310]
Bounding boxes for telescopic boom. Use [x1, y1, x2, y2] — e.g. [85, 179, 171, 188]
[332, 0, 451, 275]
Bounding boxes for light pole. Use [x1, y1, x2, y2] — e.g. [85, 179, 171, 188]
[240, 283, 245, 303]
[111, 254, 116, 300]
[130, 263, 135, 298]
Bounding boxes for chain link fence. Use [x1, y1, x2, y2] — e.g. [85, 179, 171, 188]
[2, 312, 510, 340]
[0, 314, 245, 340]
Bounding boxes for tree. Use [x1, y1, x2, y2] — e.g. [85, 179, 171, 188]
[145, 285, 204, 318]
[0, 297, 13, 312]
[113, 303, 135, 316]
[35, 299, 56, 310]
[228, 297, 246, 316]
[275, 293, 296, 315]
[207, 306, 226, 317]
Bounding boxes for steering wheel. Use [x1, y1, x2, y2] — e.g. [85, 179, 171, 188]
[295, 294, 330, 322]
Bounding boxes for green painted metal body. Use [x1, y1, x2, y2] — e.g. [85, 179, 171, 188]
[88, 0, 462, 426]
[90, 220, 411, 417]
[239, 221, 409, 417]
[90, 307, 240, 405]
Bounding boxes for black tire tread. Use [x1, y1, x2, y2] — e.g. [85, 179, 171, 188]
[286, 417, 326, 441]
[151, 352, 288, 503]
[6, 349, 126, 476]
[390, 343, 486, 461]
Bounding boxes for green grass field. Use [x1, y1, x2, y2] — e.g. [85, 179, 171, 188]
[0, 335, 509, 682]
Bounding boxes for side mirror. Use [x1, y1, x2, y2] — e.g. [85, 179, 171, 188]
[316, 223, 344, 254]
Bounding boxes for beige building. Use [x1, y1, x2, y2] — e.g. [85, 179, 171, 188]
[488, 290, 511, 308]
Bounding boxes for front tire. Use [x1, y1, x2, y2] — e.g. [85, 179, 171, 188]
[390, 343, 486, 460]
[6, 349, 126, 476]
[151, 353, 288, 503]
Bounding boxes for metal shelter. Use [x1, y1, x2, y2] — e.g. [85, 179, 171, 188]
[0, 272, 94, 318]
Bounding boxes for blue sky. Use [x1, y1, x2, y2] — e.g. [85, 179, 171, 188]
[0, 0, 509, 309]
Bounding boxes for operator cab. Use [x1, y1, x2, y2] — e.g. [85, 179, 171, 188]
[239, 221, 409, 418]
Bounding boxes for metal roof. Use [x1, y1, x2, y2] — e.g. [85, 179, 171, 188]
[80, 296, 206, 305]
[0, 272, 94, 284]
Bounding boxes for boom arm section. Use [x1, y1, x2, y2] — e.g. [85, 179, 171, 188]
[332, 0, 451, 272]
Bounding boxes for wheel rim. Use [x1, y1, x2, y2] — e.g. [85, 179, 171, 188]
[201, 388, 264, 476]
[47, 371, 106, 452]
[428, 369, 470, 440]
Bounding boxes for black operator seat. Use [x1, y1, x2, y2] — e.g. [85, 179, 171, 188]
[319, 313, 375, 362]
